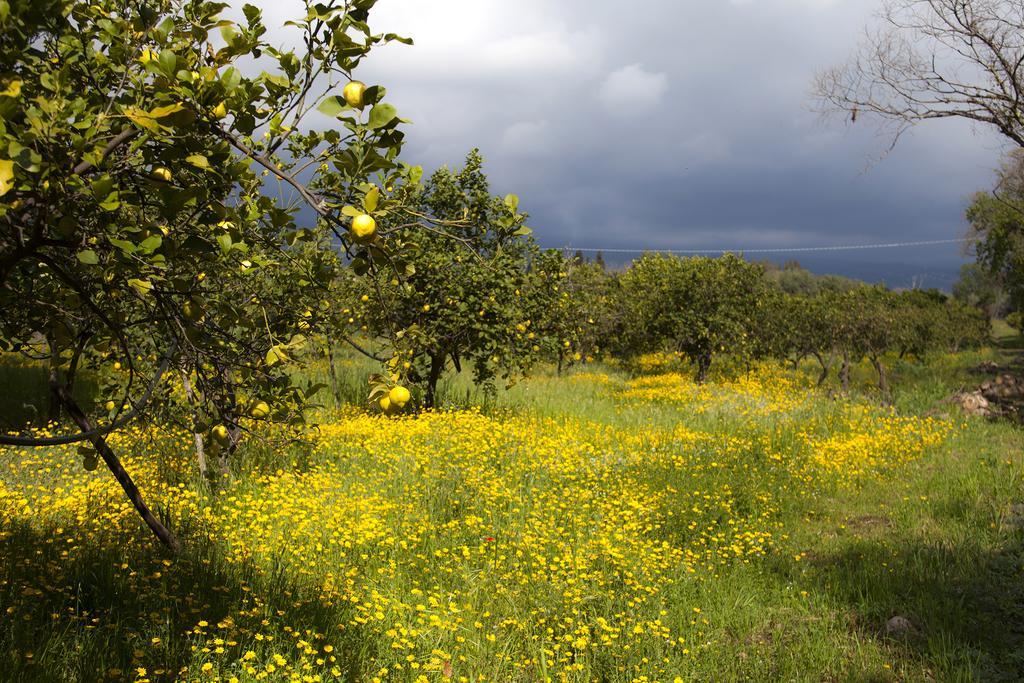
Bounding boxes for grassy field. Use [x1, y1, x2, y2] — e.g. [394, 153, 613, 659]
[1, 347, 1023, 682]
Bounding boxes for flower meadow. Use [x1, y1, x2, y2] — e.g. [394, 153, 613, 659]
[0, 365, 966, 681]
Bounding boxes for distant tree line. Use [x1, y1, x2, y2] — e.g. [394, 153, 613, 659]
[334, 213, 991, 403]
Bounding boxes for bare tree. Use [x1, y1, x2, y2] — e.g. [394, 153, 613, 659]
[814, 0, 1024, 148]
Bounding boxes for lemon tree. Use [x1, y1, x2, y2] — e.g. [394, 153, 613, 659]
[344, 150, 556, 409]
[620, 253, 769, 382]
[0, 0, 421, 550]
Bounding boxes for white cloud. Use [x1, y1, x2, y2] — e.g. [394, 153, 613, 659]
[598, 64, 668, 114]
[357, 2, 603, 82]
[223, 0, 1002, 281]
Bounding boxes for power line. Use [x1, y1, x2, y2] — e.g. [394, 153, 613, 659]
[559, 237, 976, 255]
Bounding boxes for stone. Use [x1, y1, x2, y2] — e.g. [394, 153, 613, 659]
[948, 390, 993, 417]
[884, 615, 915, 637]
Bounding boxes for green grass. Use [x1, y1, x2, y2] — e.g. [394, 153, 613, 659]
[0, 345, 1023, 681]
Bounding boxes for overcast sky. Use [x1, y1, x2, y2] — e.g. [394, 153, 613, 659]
[261, 0, 1012, 287]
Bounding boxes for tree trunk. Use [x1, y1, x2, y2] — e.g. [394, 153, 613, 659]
[46, 351, 62, 424]
[178, 371, 207, 478]
[424, 351, 445, 410]
[324, 332, 341, 406]
[695, 352, 711, 384]
[870, 356, 891, 403]
[839, 353, 850, 393]
[54, 384, 181, 553]
[220, 376, 241, 480]
[813, 351, 832, 388]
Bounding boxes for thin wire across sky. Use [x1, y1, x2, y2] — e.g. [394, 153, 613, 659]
[560, 237, 975, 255]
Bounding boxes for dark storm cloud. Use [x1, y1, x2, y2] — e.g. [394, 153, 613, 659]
[259, 0, 1011, 285]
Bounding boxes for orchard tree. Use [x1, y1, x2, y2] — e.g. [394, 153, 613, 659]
[952, 262, 1006, 317]
[525, 249, 579, 374]
[620, 253, 768, 382]
[892, 289, 948, 361]
[830, 286, 903, 397]
[561, 259, 622, 364]
[0, 0, 430, 550]
[343, 150, 552, 409]
[771, 293, 843, 385]
[968, 151, 1024, 316]
[938, 298, 991, 351]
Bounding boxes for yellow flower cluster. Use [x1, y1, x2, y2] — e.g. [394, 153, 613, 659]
[0, 367, 955, 681]
[617, 365, 806, 417]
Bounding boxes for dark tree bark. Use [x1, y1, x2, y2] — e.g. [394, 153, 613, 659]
[695, 351, 712, 384]
[839, 352, 851, 393]
[813, 351, 833, 387]
[46, 352, 62, 424]
[870, 355, 892, 403]
[424, 351, 445, 410]
[54, 384, 181, 553]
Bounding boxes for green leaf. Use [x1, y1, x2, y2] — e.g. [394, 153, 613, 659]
[219, 23, 238, 44]
[109, 238, 136, 254]
[0, 158, 13, 196]
[76, 250, 99, 265]
[90, 176, 114, 200]
[341, 205, 361, 218]
[504, 194, 519, 211]
[408, 165, 423, 185]
[221, 67, 242, 93]
[367, 103, 398, 130]
[316, 96, 346, 117]
[123, 107, 162, 134]
[128, 279, 153, 296]
[261, 72, 290, 89]
[150, 103, 186, 119]
[363, 187, 380, 213]
[139, 235, 162, 253]
[186, 154, 210, 169]
[158, 49, 177, 76]
[0, 77, 20, 98]
[304, 382, 327, 399]
[265, 345, 288, 367]
[242, 4, 261, 23]
[217, 233, 233, 254]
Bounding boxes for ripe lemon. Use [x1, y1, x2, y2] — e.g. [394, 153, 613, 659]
[388, 385, 411, 408]
[104, 400, 116, 412]
[342, 80, 367, 108]
[350, 213, 376, 243]
[212, 101, 228, 119]
[211, 424, 231, 446]
[378, 396, 391, 412]
[249, 401, 270, 419]
[151, 167, 172, 182]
